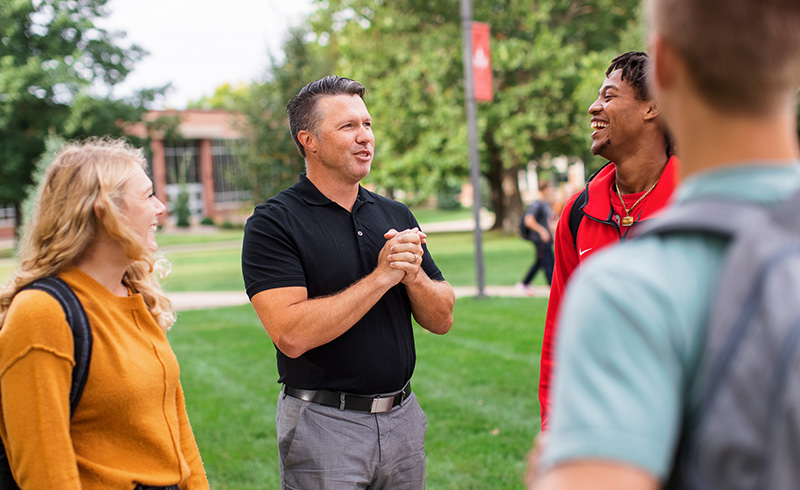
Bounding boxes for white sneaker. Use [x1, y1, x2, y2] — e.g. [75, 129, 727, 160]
[515, 282, 533, 295]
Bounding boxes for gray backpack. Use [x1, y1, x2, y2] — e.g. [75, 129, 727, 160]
[639, 189, 800, 490]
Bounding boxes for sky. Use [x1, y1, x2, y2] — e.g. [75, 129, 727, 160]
[98, 0, 316, 109]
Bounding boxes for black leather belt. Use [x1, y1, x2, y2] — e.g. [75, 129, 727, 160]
[283, 381, 412, 414]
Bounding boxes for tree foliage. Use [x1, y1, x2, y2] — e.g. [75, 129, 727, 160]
[302, 0, 643, 229]
[0, 0, 162, 227]
[186, 82, 249, 111]
[308, 0, 466, 204]
[195, 0, 646, 227]
[230, 27, 336, 203]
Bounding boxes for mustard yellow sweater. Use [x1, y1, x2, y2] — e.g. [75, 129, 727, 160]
[0, 268, 209, 489]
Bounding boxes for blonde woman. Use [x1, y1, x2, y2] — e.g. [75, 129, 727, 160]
[0, 139, 209, 489]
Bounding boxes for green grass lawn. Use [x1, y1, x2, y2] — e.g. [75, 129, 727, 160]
[426, 231, 543, 287]
[156, 228, 244, 247]
[161, 247, 245, 292]
[156, 229, 545, 293]
[171, 296, 546, 490]
[0, 207, 467, 259]
[408, 206, 476, 224]
[2, 230, 548, 290]
[2, 213, 551, 290]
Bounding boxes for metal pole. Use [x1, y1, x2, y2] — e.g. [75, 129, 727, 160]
[460, 0, 486, 299]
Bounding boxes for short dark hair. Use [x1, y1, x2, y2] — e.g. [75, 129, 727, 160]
[647, 0, 800, 115]
[286, 76, 366, 158]
[607, 51, 674, 157]
[606, 51, 651, 101]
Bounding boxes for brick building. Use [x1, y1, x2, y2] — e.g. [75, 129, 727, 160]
[126, 109, 252, 227]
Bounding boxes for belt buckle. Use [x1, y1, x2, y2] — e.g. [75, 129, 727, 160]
[370, 396, 394, 413]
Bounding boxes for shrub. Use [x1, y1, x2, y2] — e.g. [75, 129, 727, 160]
[175, 186, 191, 228]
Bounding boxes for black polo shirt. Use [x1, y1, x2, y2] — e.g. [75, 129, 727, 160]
[242, 174, 445, 394]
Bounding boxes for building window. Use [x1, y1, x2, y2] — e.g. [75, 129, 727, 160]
[0, 205, 14, 228]
[164, 140, 200, 184]
[212, 138, 251, 203]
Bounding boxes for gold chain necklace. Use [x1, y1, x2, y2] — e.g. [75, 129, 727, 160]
[614, 178, 660, 226]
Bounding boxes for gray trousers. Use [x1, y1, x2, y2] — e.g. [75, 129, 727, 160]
[276, 390, 427, 489]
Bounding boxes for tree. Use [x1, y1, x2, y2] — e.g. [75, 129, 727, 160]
[186, 82, 249, 111]
[21, 133, 65, 232]
[305, 0, 643, 230]
[235, 26, 336, 203]
[308, 0, 466, 205]
[477, 0, 645, 231]
[188, 25, 336, 204]
[0, 0, 158, 230]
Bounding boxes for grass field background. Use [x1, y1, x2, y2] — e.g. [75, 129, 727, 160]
[158, 229, 546, 293]
[171, 297, 546, 489]
[0, 207, 544, 289]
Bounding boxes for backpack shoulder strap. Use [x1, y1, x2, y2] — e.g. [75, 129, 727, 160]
[568, 162, 612, 251]
[668, 188, 800, 489]
[772, 186, 800, 228]
[23, 277, 92, 418]
[568, 187, 588, 251]
[635, 197, 771, 241]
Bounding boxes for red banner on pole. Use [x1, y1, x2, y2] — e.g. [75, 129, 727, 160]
[471, 22, 493, 102]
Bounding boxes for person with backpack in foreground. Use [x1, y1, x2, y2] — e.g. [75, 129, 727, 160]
[538, 51, 679, 429]
[526, 0, 800, 489]
[0, 139, 209, 489]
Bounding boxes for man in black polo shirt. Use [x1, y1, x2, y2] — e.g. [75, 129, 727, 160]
[241, 76, 455, 489]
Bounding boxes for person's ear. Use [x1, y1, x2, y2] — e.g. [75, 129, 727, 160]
[650, 34, 676, 94]
[93, 199, 107, 221]
[644, 102, 660, 121]
[298, 130, 317, 154]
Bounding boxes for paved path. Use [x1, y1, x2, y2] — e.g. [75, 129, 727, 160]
[168, 285, 549, 311]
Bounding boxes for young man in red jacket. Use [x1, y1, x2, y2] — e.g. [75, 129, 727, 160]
[538, 51, 679, 429]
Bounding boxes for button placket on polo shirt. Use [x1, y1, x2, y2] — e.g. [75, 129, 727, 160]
[350, 199, 375, 264]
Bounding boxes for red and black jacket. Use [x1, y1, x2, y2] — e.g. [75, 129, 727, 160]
[538, 155, 680, 429]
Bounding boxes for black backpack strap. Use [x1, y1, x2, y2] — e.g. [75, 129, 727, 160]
[568, 162, 611, 251]
[568, 187, 588, 251]
[0, 278, 92, 488]
[23, 277, 92, 417]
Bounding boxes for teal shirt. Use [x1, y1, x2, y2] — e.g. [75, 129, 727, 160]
[541, 163, 800, 481]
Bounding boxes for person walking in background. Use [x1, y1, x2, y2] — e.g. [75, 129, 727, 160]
[538, 51, 679, 429]
[241, 76, 455, 489]
[527, 0, 800, 488]
[0, 138, 209, 489]
[517, 181, 556, 294]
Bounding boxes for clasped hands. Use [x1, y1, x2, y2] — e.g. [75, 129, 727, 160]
[381, 227, 426, 285]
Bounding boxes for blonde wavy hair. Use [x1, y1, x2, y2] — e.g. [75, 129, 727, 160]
[0, 137, 175, 330]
